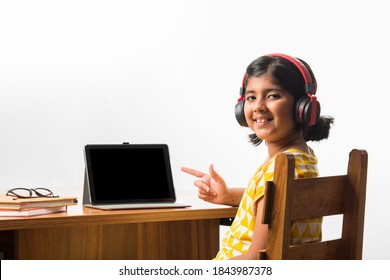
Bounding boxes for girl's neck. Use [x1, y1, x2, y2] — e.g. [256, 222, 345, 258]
[264, 134, 308, 163]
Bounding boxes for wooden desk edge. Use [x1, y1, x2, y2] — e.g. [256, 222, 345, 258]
[0, 206, 238, 230]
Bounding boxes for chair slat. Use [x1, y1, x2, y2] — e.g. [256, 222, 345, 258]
[287, 239, 342, 259]
[290, 176, 348, 220]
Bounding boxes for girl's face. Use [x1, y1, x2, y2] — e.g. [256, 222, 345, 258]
[244, 73, 297, 144]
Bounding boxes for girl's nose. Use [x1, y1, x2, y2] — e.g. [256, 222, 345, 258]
[253, 98, 267, 112]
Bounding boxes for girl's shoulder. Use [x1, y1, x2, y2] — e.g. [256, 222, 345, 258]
[253, 147, 318, 180]
[262, 148, 318, 178]
[263, 147, 317, 168]
[283, 147, 318, 165]
[283, 148, 319, 177]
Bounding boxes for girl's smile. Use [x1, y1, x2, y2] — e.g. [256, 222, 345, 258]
[253, 117, 273, 126]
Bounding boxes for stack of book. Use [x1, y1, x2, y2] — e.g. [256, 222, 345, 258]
[0, 194, 78, 217]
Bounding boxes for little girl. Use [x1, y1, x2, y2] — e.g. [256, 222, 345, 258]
[182, 53, 333, 259]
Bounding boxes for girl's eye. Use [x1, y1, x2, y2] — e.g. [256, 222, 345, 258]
[246, 95, 256, 101]
[267, 93, 280, 100]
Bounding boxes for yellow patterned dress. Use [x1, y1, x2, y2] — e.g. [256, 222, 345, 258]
[214, 148, 322, 260]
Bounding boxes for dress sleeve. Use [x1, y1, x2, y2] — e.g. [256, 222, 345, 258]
[253, 160, 275, 205]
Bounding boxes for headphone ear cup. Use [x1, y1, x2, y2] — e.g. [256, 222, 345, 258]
[235, 100, 248, 127]
[295, 96, 321, 125]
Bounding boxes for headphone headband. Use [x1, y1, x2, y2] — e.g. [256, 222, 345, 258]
[266, 53, 315, 94]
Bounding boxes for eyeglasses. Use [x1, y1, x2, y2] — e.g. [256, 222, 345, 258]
[6, 187, 59, 199]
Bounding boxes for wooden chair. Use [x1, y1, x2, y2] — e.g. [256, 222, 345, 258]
[259, 149, 368, 260]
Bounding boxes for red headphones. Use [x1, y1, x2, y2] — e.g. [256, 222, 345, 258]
[235, 53, 320, 127]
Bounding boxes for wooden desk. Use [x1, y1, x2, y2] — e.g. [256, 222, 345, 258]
[0, 198, 237, 260]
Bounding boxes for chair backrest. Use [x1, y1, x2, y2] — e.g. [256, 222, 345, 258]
[259, 149, 368, 260]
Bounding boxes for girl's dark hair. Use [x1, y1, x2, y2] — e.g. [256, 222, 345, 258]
[244, 55, 334, 145]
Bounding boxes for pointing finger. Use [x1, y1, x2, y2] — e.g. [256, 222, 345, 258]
[181, 167, 206, 178]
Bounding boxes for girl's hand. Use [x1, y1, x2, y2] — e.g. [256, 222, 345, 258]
[181, 164, 230, 205]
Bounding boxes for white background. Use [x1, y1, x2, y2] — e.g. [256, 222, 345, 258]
[0, 0, 389, 259]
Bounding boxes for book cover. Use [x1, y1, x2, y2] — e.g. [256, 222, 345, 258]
[0, 194, 78, 210]
[0, 205, 67, 217]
